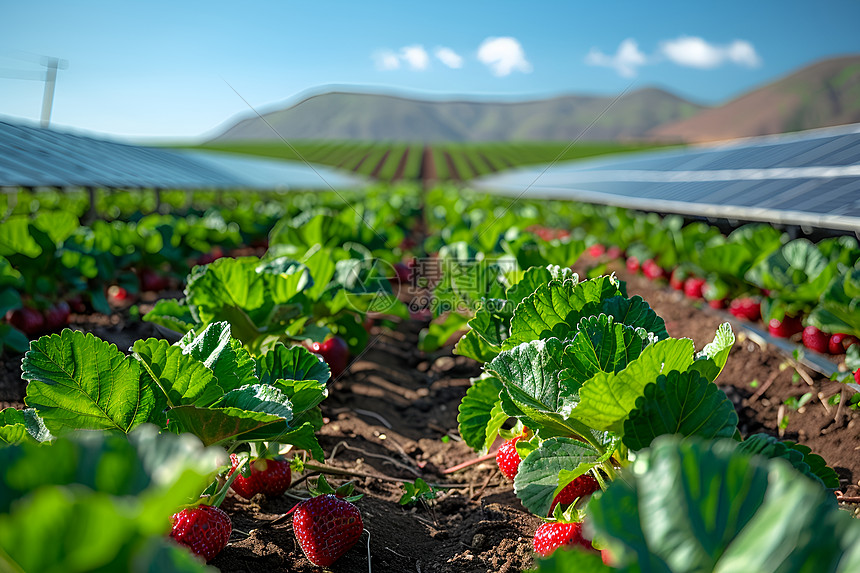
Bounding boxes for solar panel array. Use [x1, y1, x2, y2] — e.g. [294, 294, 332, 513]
[0, 119, 362, 191]
[475, 124, 860, 232]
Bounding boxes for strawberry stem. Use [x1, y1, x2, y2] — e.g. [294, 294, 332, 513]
[441, 450, 498, 474]
[209, 455, 248, 508]
[301, 463, 468, 489]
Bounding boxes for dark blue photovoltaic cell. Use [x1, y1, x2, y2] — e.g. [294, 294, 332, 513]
[0, 120, 364, 190]
[476, 124, 860, 230]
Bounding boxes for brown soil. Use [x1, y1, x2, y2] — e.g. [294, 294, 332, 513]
[392, 147, 411, 181]
[211, 320, 542, 572]
[369, 150, 391, 179]
[420, 146, 437, 183]
[442, 152, 462, 182]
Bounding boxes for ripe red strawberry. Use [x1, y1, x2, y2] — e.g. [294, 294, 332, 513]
[43, 301, 70, 332]
[708, 298, 728, 309]
[196, 246, 224, 266]
[729, 298, 761, 321]
[802, 326, 830, 354]
[855, 369, 860, 384]
[829, 333, 858, 355]
[305, 336, 349, 377]
[606, 246, 622, 260]
[293, 494, 363, 567]
[641, 259, 665, 281]
[683, 277, 706, 299]
[625, 256, 640, 273]
[107, 285, 130, 304]
[768, 316, 803, 338]
[228, 454, 292, 499]
[587, 244, 606, 258]
[533, 521, 593, 557]
[170, 504, 232, 562]
[669, 268, 687, 291]
[496, 435, 526, 481]
[549, 474, 600, 514]
[601, 548, 614, 566]
[6, 306, 45, 336]
[139, 267, 170, 292]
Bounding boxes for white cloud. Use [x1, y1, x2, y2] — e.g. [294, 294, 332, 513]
[585, 38, 646, 78]
[435, 46, 463, 69]
[660, 36, 761, 69]
[477, 37, 532, 77]
[372, 49, 401, 71]
[400, 45, 430, 70]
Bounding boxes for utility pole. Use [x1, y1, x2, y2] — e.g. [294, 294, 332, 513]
[40, 57, 60, 128]
[0, 51, 67, 128]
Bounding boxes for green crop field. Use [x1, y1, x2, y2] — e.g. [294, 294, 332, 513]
[177, 140, 673, 183]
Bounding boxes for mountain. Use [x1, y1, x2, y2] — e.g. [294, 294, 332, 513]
[209, 88, 705, 142]
[650, 55, 860, 142]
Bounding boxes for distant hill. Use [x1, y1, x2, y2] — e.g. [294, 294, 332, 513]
[209, 88, 705, 143]
[651, 55, 860, 142]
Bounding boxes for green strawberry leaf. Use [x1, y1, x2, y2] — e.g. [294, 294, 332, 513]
[558, 314, 651, 400]
[513, 437, 602, 516]
[532, 548, 610, 572]
[132, 338, 223, 408]
[168, 384, 294, 446]
[568, 338, 695, 433]
[597, 295, 668, 340]
[503, 276, 623, 349]
[141, 298, 196, 335]
[622, 370, 738, 451]
[457, 375, 507, 453]
[256, 342, 331, 386]
[22, 330, 155, 435]
[587, 437, 860, 572]
[178, 321, 258, 392]
[454, 298, 513, 362]
[0, 407, 52, 445]
[688, 322, 735, 382]
[0, 424, 224, 513]
[736, 433, 839, 488]
[505, 265, 577, 308]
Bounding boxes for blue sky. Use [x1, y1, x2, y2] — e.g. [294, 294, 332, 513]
[1, 0, 858, 141]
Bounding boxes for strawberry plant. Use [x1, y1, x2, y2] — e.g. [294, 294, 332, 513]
[0, 425, 223, 572]
[746, 239, 839, 322]
[536, 436, 856, 572]
[145, 247, 406, 357]
[19, 322, 330, 457]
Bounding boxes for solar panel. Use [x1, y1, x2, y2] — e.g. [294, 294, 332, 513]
[475, 123, 860, 232]
[0, 119, 364, 191]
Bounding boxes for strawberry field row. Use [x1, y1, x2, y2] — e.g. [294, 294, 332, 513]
[0, 183, 858, 571]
